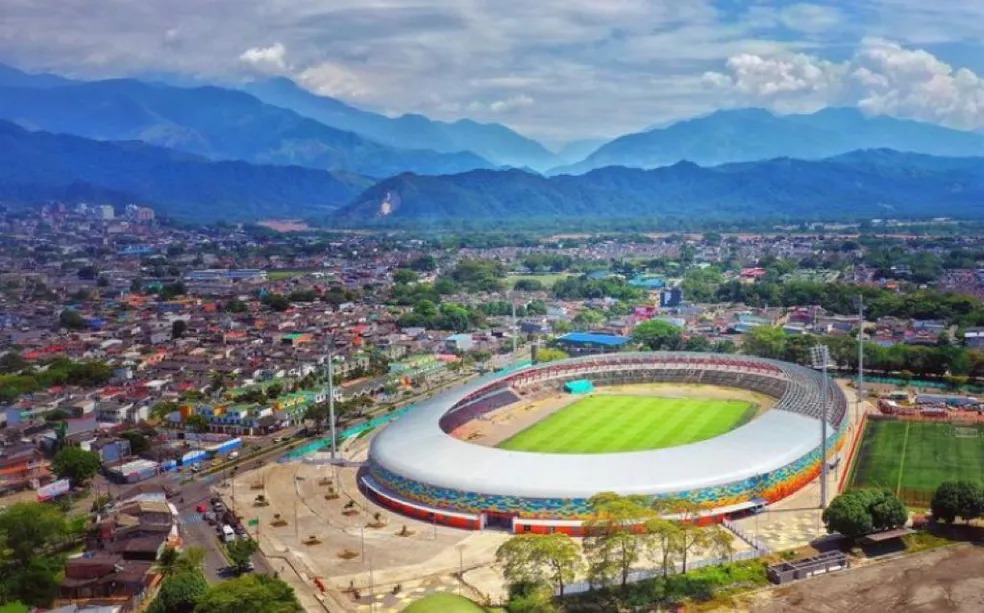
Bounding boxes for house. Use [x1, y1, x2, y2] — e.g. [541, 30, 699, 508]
[445, 333, 475, 352]
[58, 553, 153, 604]
[0, 444, 49, 492]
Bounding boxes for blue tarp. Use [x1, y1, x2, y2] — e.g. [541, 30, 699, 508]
[556, 332, 630, 347]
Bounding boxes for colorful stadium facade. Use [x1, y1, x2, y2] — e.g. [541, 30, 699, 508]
[363, 352, 849, 533]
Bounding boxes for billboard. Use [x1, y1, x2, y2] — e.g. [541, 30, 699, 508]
[36, 479, 70, 502]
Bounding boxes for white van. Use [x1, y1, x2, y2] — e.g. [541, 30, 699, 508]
[222, 525, 235, 543]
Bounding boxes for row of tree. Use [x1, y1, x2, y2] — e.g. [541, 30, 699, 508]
[742, 325, 984, 382]
[0, 356, 113, 402]
[495, 493, 735, 605]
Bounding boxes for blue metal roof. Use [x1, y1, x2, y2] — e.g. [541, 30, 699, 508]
[556, 332, 630, 346]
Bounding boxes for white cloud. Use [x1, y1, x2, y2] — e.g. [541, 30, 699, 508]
[778, 3, 842, 34]
[297, 61, 370, 99]
[467, 94, 535, 115]
[239, 43, 288, 74]
[2, 1, 984, 139]
[704, 37, 984, 128]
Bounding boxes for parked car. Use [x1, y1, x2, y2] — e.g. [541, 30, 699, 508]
[213, 502, 225, 513]
[203, 512, 216, 525]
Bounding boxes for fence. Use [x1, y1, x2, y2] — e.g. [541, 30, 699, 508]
[278, 406, 415, 463]
[722, 518, 770, 553]
[865, 375, 984, 394]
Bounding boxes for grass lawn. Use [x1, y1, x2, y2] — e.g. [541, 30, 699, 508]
[497, 395, 756, 454]
[402, 593, 489, 613]
[850, 420, 984, 501]
[506, 273, 573, 289]
[266, 269, 309, 280]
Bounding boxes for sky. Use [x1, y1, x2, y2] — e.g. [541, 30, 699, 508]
[3, 0, 984, 145]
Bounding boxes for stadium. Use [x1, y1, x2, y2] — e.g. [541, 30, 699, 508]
[362, 352, 849, 533]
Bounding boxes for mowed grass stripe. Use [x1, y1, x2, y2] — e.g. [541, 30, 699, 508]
[498, 395, 753, 454]
[851, 420, 984, 498]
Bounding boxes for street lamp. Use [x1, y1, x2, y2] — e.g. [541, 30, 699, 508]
[810, 344, 832, 509]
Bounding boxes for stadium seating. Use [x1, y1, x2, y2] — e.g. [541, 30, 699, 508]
[439, 389, 521, 433]
[490, 352, 846, 427]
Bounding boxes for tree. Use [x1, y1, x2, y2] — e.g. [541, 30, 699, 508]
[505, 580, 558, 613]
[584, 492, 652, 589]
[643, 516, 680, 578]
[742, 326, 787, 360]
[58, 309, 87, 330]
[393, 268, 419, 285]
[172, 319, 188, 339]
[534, 348, 569, 364]
[0, 503, 67, 565]
[3, 556, 63, 608]
[823, 489, 908, 538]
[51, 447, 101, 487]
[666, 499, 709, 573]
[121, 431, 150, 456]
[148, 569, 208, 613]
[706, 525, 735, 563]
[154, 546, 205, 578]
[632, 319, 683, 351]
[225, 299, 248, 313]
[194, 574, 302, 613]
[151, 400, 180, 421]
[931, 481, 984, 524]
[226, 538, 260, 574]
[185, 414, 210, 436]
[495, 534, 582, 597]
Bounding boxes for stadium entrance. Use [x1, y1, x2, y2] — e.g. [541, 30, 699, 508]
[484, 511, 518, 530]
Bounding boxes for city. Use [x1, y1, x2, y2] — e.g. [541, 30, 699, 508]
[4, 2, 984, 612]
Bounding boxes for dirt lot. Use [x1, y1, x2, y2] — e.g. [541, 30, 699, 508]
[747, 545, 984, 613]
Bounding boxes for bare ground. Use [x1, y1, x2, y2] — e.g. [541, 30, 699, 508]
[745, 545, 984, 613]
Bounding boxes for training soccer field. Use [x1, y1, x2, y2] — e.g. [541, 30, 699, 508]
[497, 395, 756, 454]
[850, 420, 984, 502]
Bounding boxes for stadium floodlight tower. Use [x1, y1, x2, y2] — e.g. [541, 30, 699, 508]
[810, 344, 832, 509]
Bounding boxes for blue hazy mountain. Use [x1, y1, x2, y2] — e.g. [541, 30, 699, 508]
[0, 72, 494, 177]
[0, 120, 370, 221]
[554, 108, 984, 174]
[0, 63, 74, 88]
[243, 77, 560, 171]
[335, 150, 984, 223]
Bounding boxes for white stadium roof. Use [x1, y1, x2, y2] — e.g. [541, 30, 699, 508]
[369, 356, 841, 500]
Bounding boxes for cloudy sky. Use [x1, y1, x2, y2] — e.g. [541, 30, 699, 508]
[3, 0, 984, 144]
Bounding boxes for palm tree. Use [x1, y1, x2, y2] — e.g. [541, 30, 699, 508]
[154, 546, 181, 577]
[154, 546, 206, 577]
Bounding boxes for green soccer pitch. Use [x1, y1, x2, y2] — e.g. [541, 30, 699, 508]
[849, 419, 984, 501]
[496, 395, 757, 454]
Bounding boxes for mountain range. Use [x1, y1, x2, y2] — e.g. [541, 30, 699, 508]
[335, 150, 984, 223]
[6, 62, 984, 225]
[0, 68, 494, 178]
[243, 77, 560, 171]
[553, 107, 984, 174]
[0, 120, 369, 220]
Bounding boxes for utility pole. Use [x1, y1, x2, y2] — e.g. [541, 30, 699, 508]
[811, 344, 831, 509]
[857, 295, 865, 427]
[328, 342, 337, 460]
[511, 295, 517, 356]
